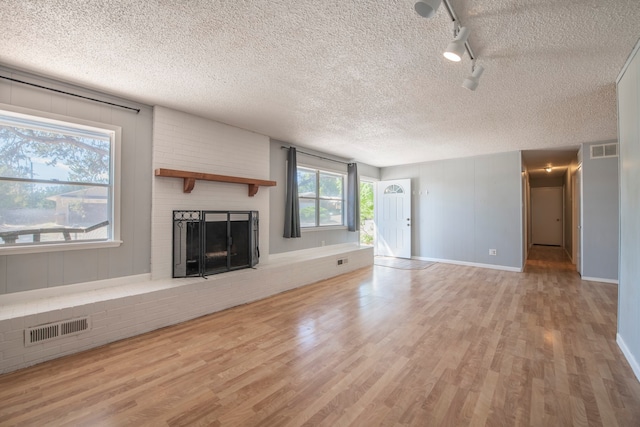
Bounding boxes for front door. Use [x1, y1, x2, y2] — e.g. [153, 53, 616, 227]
[375, 179, 411, 258]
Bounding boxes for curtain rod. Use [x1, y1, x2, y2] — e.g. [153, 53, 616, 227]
[0, 75, 141, 113]
[281, 146, 354, 165]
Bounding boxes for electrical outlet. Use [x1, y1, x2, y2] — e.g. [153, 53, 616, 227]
[337, 259, 343, 265]
[489, 249, 497, 256]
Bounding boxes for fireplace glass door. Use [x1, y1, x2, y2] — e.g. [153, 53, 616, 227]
[173, 210, 258, 278]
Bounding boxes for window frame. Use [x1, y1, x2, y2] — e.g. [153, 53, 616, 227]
[297, 165, 346, 229]
[0, 103, 122, 255]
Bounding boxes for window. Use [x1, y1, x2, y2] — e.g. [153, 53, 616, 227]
[297, 166, 345, 228]
[0, 106, 120, 251]
[384, 184, 404, 194]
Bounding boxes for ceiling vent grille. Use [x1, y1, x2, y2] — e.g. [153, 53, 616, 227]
[25, 316, 91, 346]
[590, 143, 618, 159]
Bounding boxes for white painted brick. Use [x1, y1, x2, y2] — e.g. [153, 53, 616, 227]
[0, 320, 11, 334]
[1, 355, 25, 372]
[9, 317, 24, 331]
[4, 329, 22, 342]
[0, 244, 372, 374]
[1, 337, 25, 353]
[24, 345, 61, 363]
[4, 345, 28, 359]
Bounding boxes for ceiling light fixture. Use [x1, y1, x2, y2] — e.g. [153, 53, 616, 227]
[444, 26, 470, 62]
[462, 62, 484, 91]
[414, 0, 442, 19]
[414, 0, 485, 90]
[545, 166, 553, 173]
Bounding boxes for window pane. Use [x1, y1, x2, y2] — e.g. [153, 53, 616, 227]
[319, 172, 342, 199]
[0, 123, 111, 184]
[299, 198, 316, 227]
[319, 199, 342, 226]
[384, 184, 403, 194]
[297, 168, 316, 197]
[0, 181, 109, 245]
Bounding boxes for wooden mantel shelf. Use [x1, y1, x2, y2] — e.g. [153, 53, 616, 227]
[154, 168, 276, 196]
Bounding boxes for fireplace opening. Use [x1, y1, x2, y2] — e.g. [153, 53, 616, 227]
[173, 210, 259, 278]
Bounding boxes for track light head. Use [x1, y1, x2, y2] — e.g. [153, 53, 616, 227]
[444, 26, 470, 62]
[414, 0, 442, 18]
[462, 64, 484, 91]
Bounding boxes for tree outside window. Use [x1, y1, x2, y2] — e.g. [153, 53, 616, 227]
[359, 181, 374, 245]
[0, 109, 115, 247]
[297, 167, 344, 227]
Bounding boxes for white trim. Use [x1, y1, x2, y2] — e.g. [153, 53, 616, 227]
[617, 36, 640, 84]
[412, 256, 522, 272]
[0, 239, 122, 256]
[0, 102, 122, 253]
[617, 333, 640, 383]
[297, 161, 347, 175]
[301, 225, 348, 232]
[564, 247, 574, 264]
[581, 276, 619, 285]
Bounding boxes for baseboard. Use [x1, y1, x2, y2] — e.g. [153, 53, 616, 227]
[581, 276, 619, 285]
[617, 333, 640, 383]
[411, 256, 522, 273]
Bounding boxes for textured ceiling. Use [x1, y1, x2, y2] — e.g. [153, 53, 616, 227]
[1, 1, 639, 167]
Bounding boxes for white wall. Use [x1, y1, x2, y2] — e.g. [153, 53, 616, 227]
[151, 107, 271, 278]
[0, 67, 153, 294]
[381, 151, 523, 270]
[617, 38, 640, 380]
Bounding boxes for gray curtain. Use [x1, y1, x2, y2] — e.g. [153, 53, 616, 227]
[283, 147, 301, 238]
[347, 162, 360, 232]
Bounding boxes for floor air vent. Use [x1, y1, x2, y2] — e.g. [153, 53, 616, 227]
[25, 317, 91, 346]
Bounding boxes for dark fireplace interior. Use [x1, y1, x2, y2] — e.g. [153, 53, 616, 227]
[173, 210, 258, 278]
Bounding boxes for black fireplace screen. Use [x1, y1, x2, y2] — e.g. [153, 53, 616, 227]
[173, 210, 259, 278]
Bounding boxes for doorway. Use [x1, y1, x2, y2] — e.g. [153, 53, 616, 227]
[375, 179, 412, 258]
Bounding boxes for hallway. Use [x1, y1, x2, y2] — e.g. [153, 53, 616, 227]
[526, 244, 576, 272]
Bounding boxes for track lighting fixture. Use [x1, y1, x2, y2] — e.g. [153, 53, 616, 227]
[413, 0, 486, 91]
[414, 0, 442, 19]
[444, 26, 469, 62]
[462, 63, 484, 91]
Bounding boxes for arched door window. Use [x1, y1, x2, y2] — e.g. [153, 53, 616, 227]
[384, 184, 404, 194]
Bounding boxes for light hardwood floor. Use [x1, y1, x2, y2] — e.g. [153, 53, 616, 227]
[1, 246, 639, 426]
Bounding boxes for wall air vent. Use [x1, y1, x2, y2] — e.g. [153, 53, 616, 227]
[590, 143, 618, 159]
[25, 317, 91, 346]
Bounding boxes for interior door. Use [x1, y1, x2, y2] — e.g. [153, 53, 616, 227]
[375, 179, 411, 258]
[531, 187, 563, 246]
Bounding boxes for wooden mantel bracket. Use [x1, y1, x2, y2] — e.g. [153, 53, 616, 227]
[155, 168, 276, 196]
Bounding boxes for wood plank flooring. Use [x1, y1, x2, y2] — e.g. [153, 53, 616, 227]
[1, 246, 639, 426]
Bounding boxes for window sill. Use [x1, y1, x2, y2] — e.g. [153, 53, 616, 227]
[0, 240, 123, 256]
[301, 225, 348, 232]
